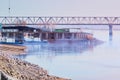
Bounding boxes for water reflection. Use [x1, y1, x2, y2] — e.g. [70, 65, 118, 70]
[109, 35, 113, 41]
[16, 40, 103, 59]
[16, 29, 120, 80]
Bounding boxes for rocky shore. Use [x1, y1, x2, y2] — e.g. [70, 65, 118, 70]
[0, 44, 26, 55]
[0, 52, 70, 80]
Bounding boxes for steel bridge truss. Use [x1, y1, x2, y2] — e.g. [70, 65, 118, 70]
[0, 16, 120, 26]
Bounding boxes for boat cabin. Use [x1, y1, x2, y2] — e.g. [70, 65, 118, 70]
[1, 26, 42, 44]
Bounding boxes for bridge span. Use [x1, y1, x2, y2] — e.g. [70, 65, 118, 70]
[0, 16, 120, 25]
[0, 16, 119, 40]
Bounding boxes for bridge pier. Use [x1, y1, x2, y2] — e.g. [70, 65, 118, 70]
[109, 24, 113, 41]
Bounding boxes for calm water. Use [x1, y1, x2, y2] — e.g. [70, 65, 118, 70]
[17, 29, 120, 80]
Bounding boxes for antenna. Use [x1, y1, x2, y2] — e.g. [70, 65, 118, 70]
[8, 0, 11, 16]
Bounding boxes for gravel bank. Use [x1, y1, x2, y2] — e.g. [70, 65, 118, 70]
[0, 53, 70, 80]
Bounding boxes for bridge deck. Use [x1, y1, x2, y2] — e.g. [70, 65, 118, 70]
[0, 16, 120, 25]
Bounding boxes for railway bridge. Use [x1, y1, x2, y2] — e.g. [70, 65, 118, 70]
[0, 16, 120, 39]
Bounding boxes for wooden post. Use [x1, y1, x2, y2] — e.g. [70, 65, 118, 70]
[55, 33, 58, 39]
[72, 33, 74, 39]
[62, 33, 64, 39]
[39, 33, 41, 41]
[46, 33, 48, 39]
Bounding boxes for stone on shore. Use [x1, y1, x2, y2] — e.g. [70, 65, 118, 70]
[0, 53, 70, 80]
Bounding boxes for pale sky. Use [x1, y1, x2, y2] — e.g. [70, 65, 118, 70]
[0, 0, 120, 16]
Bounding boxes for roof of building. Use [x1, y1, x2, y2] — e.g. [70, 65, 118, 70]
[1, 26, 45, 32]
[2, 26, 37, 30]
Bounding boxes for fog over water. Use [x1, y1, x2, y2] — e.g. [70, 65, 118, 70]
[16, 25, 120, 80]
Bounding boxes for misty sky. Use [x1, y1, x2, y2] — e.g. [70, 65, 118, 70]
[0, 0, 120, 16]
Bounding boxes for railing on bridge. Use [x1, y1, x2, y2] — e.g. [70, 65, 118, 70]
[0, 16, 120, 26]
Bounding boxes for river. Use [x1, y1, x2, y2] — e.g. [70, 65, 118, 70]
[17, 29, 120, 80]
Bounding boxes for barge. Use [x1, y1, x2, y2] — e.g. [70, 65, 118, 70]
[0, 26, 93, 44]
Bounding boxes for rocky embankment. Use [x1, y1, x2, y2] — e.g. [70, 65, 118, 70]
[0, 44, 26, 55]
[0, 53, 70, 80]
